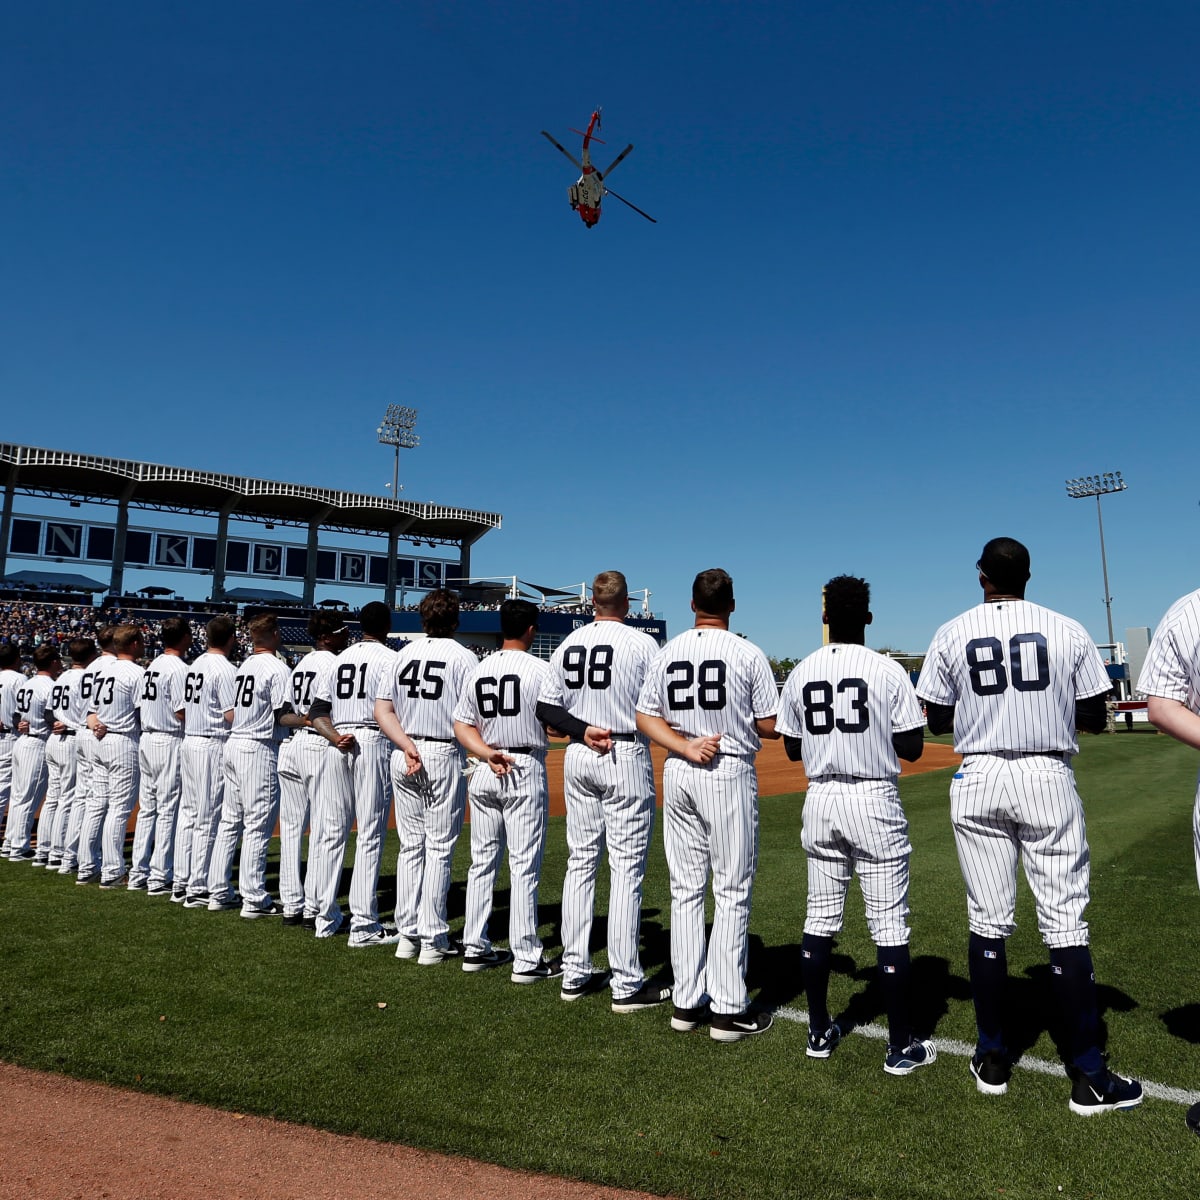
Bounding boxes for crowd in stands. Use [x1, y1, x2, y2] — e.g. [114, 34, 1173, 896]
[0, 599, 500, 672]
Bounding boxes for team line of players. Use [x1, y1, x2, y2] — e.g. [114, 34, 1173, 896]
[4, 548, 1199, 1120]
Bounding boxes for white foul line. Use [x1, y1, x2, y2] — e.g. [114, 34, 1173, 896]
[771, 1005, 1200, 1106]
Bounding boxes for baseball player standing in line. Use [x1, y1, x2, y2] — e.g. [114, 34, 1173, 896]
[4, 644, 62, 859]
[208, 613, 303, 918]
[129, 618, 190, 894]
[307, 601, 401, 947]
[1137, 585, 1200, 1137]
[42, 638, 95, 870]
[536, 570, 671, 1011]
[636, 568, 780, 1042]
[71, 625, 116, 884]
[277, 612, 349, 926]
[777, 576, 933, 1074]
[916, 537, 1142, 1114]
[177, 616, 237, 908]
[0, 643, 27, 853]
[453, 598, 559, 982]
[56, 638, 100, 876]
[86, 624, 146, 889]
[375, 589, 477, 965]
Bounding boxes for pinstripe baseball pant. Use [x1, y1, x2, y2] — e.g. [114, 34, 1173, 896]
[392, 739, 467, 949]
[951, 752, 1091, 947]
[278, 732, 323, 917]
[45, 732, 78, 861]
[462, 753, 549, 973]
[130, 732, 183, 887]
[62, 732, 95, 872]
[802, 778, 911, 946]
[6, 737, 49, 855]
[75, 730, 111, 879]
[95, 732, 140, 883]
[180, 736, 227, 899]
[209, 738, 280, 908]
[306, 730, 392, 937]
[560, 739, 656, 996]
[0, 733, 13, 849]
[662, 754, 759, 1016]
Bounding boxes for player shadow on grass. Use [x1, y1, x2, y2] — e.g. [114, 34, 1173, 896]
[746, 934, 805, 1009]
[1005, 964, 1137, 1065]
[1161, 1003, 1200, 1044]
[774, 947, 968, 1036]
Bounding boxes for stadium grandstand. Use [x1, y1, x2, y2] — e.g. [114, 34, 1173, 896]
[0, 444, 666, 666]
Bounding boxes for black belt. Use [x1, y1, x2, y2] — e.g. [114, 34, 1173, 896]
[413, 735, 455, 743]
[500, 746, 540, 755]
[58, 730, 77, 737]
[343, 723, 379, 730]
[571, 731, 639, 744]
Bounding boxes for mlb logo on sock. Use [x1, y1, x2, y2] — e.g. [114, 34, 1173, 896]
[984, 950, 997, 960]
[1052, 965, 1063, 975]
[883, 965, 896, 974]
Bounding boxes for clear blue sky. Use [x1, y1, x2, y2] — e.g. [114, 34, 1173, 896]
[4, 2, 1199, 656]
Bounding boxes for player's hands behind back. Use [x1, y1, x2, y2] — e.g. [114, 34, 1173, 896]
[681, 734, 721, 765]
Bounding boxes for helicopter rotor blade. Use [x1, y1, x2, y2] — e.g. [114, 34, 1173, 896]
[603, 186, 657, 223]
[540, 131, 583, 171]
[597, 143, 634, 180]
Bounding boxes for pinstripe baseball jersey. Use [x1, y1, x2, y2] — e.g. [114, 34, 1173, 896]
[540, 620, 659, 733]
[453, 650, 550, 749]
[916, 600, 1110, 755]
[778, 645, 924, 780]
[0, 667, 25, 733]
[91, 660, 145, 735]
[14, 675, 56, 739]
[313, 640, 395, 725]
[289, 649, 336, 717]
[67, 663, 100, 729]
[138, 654, 188, 734]
[637, 628, 777, 756]
[377, 637, 478, 737]
[50, 668, 84, 730]
[179, 652, 236, 737]
[230, 652, 293, 741]
[1138, 588, 1200, 709]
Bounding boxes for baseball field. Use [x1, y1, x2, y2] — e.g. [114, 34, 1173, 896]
[3, 728, 1199, 1200]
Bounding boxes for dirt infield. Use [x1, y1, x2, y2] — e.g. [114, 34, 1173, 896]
[545, 739, 962, 817]
[0, 1062, 658, 1200]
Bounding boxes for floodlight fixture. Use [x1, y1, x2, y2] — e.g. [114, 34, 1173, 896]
[377, 405, 420, 496]
[1065, 471, 1126, 499]
[1065, 469, 1128, 646]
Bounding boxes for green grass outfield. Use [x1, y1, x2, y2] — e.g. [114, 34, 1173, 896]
[3, 730, 1200, 1200]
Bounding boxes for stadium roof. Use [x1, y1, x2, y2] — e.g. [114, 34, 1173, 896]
[0, 443, 502, 544]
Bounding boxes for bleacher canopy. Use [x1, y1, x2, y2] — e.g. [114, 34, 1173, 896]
[223, 586, 305, 605]
[0, 569, 108, 592]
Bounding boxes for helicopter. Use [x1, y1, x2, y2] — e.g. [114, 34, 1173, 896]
[540, 109, 656, 228]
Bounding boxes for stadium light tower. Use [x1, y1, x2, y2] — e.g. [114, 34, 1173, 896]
[1065, 471, 1127, 647]
[377, 405, 420, 496]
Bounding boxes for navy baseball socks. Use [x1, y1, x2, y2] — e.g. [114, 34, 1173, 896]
[876, 943, 912, 1050]
[801, 933, 835, 1052]
[1050, 945, 1143, 1115]
[968, 934, 1012, 1094]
